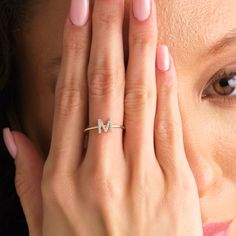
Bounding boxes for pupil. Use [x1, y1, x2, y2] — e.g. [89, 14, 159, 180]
[219, 79, 229, 87]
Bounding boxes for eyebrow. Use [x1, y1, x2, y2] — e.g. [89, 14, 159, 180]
[206, 28, 236, 56]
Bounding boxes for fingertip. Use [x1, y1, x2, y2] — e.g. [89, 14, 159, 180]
[156, 45, 170, 72]
[3, 127, 17, 159]
[156, 46, 178, 86]
[69, 0, 90, 27]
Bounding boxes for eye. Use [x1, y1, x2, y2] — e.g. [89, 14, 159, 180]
[212, 77, 235, 95]
[203, 70, 236, 99]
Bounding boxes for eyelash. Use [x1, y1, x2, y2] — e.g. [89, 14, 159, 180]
[203, 70, 236, 104]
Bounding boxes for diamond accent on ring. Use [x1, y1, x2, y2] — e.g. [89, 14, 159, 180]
[98, 118, 113, 134]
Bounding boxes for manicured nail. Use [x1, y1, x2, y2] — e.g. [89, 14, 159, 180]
[70, 0, 89, 26]
[133, 0, 151, 21]
[3, 128, 17, 159]
[156, 45, 170, 71]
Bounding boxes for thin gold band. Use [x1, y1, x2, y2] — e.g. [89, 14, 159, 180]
[83, 118, 125, 133]
[84, 125, 125, 133]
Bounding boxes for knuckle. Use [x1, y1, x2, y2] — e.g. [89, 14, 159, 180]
[155, 118, 178, 141]
[93, 178, 115, 200]
[55, 84, 84, 116]
[41, 171, 71, 205]
[129, 166, 161, 204]
[89, 167, 120, 203]
[15, 173, 36, 200]
[160, 153, 194, 189]
[41, 174, 59, 203]
[130, 30, 157, 49]
[93, 10, 121, 29]
[125, 85, 154, 113]
[88, 67, 122, 97]
[159, 80, 176, 97]
[172, 175, 196, 195]
[179, 180, 195, 194]
[64, 28, 88, 56]
[131, 167, 149, 190]
[130, 182, 147, 203]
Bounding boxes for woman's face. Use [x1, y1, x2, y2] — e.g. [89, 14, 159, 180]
[15, 0, 236, 228]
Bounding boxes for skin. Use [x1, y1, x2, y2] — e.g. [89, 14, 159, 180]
[9, 0, 236, 234]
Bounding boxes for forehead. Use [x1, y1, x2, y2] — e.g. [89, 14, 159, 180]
[22, 0, 236, 77]
[156, 0, 236, 65]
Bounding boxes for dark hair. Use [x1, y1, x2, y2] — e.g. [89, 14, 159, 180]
[0, 1, 30, 235]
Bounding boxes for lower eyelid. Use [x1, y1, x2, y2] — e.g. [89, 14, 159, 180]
[202, 94, 236, 106]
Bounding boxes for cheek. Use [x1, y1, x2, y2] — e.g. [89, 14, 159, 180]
[183, 103, 236, 180]
[211, 117, 236, 180]
[178, 103, 236, 197]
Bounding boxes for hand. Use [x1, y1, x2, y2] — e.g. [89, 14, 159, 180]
[3, 0, 204, 235]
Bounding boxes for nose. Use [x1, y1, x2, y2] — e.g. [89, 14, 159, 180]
[181, 118, 223, 198]
[186, 152, 222, 198]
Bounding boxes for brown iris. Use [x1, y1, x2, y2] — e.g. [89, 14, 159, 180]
[213, 78, 235, 95]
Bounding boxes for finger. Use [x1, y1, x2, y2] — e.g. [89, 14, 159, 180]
[124, 0, 157, 162]
[155, 46, 192, 180]
[86, 0, 125, 159]
[48, 0, 91, 172]
[3, 128, 44, 236]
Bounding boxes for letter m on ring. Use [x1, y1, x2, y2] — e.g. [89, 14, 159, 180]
[98, 119, 113, 134]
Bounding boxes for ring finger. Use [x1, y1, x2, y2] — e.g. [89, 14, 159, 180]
[86, 0, 126, 161]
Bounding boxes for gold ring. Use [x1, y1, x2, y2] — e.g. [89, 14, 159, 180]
[84, 118, 125, 134]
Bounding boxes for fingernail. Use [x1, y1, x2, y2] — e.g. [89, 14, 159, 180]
[3, 128, 17, 159]
[156, 45, 170, 71]
[133, 0, 151, 21]
[70, 0, 89, 26]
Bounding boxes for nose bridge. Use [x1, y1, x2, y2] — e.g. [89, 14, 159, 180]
[181, 113, 223, 198]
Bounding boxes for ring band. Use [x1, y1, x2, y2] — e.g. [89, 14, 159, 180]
[84, 118, 125, 134]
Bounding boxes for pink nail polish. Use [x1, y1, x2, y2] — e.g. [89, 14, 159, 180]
[133, 0, 151, 21]
[156, 45, 170, 71]
[3, 128, 17, 159]
[70, 0, 89, 26]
